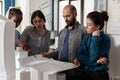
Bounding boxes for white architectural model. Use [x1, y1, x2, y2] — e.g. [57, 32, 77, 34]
[0, 15, 15, 80]
[19, 54, 77, 80]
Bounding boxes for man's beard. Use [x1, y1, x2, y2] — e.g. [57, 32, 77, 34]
[66, 18, 76, 26]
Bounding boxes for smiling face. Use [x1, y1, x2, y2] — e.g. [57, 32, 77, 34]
[86, 18, 100, 34]
[32, 16, 45, 30]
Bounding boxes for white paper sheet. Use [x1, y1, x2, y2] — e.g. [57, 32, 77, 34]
[19, 54, 77, 74]
[18, 54, 50, 67]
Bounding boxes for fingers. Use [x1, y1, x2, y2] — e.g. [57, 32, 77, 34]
[92, 30, 100, 36]
[15, 39, 21, 44]
[42, 52, 50, 58]
[22, 43, 31, 51]
[74, 59, 80, 67]
[97, 57, 107, 65]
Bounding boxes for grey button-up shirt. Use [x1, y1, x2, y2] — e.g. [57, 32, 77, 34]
[50, 21, 86, 62]
[20, 26, 50, 56]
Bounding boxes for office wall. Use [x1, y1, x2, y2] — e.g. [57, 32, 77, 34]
[109, 35, 120, 79]
[107, 0, 120, 79]
[4, 0, 15, 15]
[107, 0, 120, 34]
[83, 0, 94, 26]
[16, 0, 29, 31]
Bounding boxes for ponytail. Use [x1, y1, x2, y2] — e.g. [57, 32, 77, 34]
[101, 11, 109, 22]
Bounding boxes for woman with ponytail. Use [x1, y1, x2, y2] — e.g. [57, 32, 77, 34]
[76, 11, 110, 80]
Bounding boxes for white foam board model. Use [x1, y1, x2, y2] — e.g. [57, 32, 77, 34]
[0, 15, 15, 80]
[19, 54, 77, 80]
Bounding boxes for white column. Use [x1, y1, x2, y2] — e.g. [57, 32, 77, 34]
[0, 15, 15, 80]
